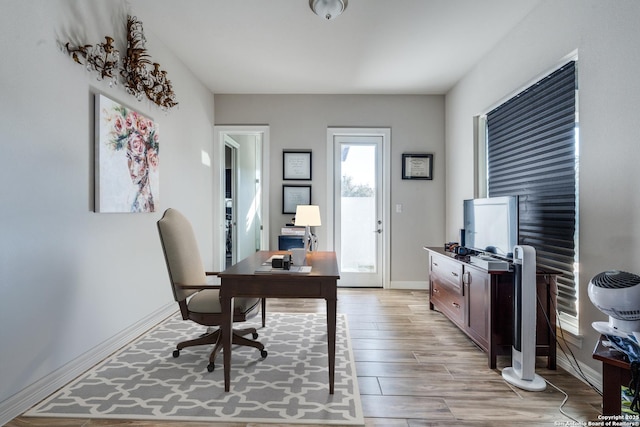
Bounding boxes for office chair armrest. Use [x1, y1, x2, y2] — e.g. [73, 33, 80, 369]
[174, 272, 222, 291]
[175, 283, 221, 290]
[204, 271, 221, 289]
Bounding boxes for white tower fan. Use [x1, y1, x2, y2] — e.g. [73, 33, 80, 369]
[502, 245, 547, 391]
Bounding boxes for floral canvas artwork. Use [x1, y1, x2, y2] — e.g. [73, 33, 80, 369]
[95, 94, 159, 212]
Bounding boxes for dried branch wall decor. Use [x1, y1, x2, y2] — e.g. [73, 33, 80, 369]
[121, 16, 178, 111]
[63, 36, 120, 87]
[60, 15, 178, 111]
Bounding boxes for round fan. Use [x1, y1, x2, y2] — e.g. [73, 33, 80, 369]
[588, 270, 640, 335]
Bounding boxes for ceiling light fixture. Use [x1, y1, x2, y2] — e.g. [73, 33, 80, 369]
[309, 0, 348, 20]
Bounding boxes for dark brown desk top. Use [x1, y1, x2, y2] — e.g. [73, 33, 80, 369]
[593, 335, 631, 370]
[218, 250, 340, 279]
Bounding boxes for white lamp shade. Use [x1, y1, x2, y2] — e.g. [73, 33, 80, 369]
[294, 205, 322, 226]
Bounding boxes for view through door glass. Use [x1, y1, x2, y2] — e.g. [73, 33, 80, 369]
[335, 136, 383, 287]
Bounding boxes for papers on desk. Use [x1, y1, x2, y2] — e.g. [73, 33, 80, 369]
[255, 264, 312, 274]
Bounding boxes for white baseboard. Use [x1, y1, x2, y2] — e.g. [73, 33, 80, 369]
[0, 302, 176, 426]
[555, 349, 603, 394]
[388, 280, 428, 290]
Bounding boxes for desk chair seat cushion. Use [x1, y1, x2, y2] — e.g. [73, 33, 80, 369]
[188, 289, 259, 315]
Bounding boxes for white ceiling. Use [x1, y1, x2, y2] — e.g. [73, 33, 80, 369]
[130, 0, 541, 95]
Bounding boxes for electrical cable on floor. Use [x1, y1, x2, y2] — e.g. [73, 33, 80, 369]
[544, 376, 581, 423]
[535, 284, 604, 422]
[538, 291, 602, 395]
[555, 320, 603, 395]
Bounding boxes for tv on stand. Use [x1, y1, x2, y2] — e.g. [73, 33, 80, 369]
[463, 196, 518, 261]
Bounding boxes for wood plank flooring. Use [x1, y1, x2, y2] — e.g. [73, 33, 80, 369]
[7, 288, 604, 427]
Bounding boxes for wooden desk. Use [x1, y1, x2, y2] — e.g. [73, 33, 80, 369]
[218, 251, 340, 393]
[593, 335, 632, 415]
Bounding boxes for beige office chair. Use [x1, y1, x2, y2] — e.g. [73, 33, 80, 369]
[157, 208, 267, 372]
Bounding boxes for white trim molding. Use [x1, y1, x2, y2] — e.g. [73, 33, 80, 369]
[556, 349, 602, 394]
[0, 302, 176, 425]
[389, 280, 429, 290]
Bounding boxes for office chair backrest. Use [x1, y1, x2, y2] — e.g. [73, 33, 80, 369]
[157, 208, 207, 302]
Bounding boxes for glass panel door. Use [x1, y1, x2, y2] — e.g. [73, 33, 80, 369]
[334, 135, 383, 287]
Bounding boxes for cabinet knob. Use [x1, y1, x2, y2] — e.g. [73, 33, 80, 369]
[451, 272, 458, 277]
[452, 302, 460, 309]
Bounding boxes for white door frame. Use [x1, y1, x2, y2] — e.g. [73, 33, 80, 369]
[224, 137, 239, 266]
[213, 125, 270, 272]
[326, 127, 391, 288]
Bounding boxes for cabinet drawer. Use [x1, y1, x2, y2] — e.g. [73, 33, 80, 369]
[432, 280, 464, 326]
[431, 254, 463, 292]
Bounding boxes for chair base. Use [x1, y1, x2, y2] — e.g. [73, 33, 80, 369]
[173, 326, 267, 372]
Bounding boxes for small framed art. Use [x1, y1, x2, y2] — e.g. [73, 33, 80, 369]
[283, 150, 312, 180]
[402, 153, 433, 180]
[283, 185, 311, 214]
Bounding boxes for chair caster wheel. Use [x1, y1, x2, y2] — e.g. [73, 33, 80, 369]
[252, 332, 259, 339]
[172, 350, 180, 358]
[207, 363, 215, 372]
[260, 349, 268, 358]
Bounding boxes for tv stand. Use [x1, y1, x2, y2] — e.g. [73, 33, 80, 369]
[468, 254, 510, 271]
[424, 247, 557, 369]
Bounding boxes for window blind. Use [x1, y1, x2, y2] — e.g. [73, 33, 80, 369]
[486, 61, 578, 318]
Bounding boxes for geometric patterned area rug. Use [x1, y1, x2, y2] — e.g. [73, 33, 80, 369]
[25, 313, 364, 425]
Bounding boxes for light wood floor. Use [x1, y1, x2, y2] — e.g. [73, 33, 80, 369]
[8, 288, 603, 427]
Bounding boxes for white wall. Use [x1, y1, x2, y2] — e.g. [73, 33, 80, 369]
[214, 94, 445, 283]
[0, 0, 216, 411]
[445, 0, 640, 373]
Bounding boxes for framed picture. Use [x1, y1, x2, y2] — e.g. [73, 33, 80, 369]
[402, 153, 433, 180]
[95, 94, 159, 212]
[283, 185, 311, 214]
[283, 150, 312, 180]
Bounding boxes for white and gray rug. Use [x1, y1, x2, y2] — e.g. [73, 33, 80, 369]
[26, 312, 363, 425]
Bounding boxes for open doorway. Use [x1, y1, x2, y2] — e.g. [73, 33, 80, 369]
[224, 143, 237, 268]
[213, 126, 270, 271]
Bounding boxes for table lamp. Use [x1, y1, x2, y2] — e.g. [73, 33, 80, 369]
[294, 205, 322, 251]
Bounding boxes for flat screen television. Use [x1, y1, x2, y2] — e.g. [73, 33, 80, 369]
[463, 196, 518, 259]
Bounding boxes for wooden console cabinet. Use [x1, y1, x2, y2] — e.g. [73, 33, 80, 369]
[424, 247, 557, 369]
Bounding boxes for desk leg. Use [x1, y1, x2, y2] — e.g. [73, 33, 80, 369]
[602, 363, 623, 415]
[221, 294, 233, 392]
[326, 296, 336, 395]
